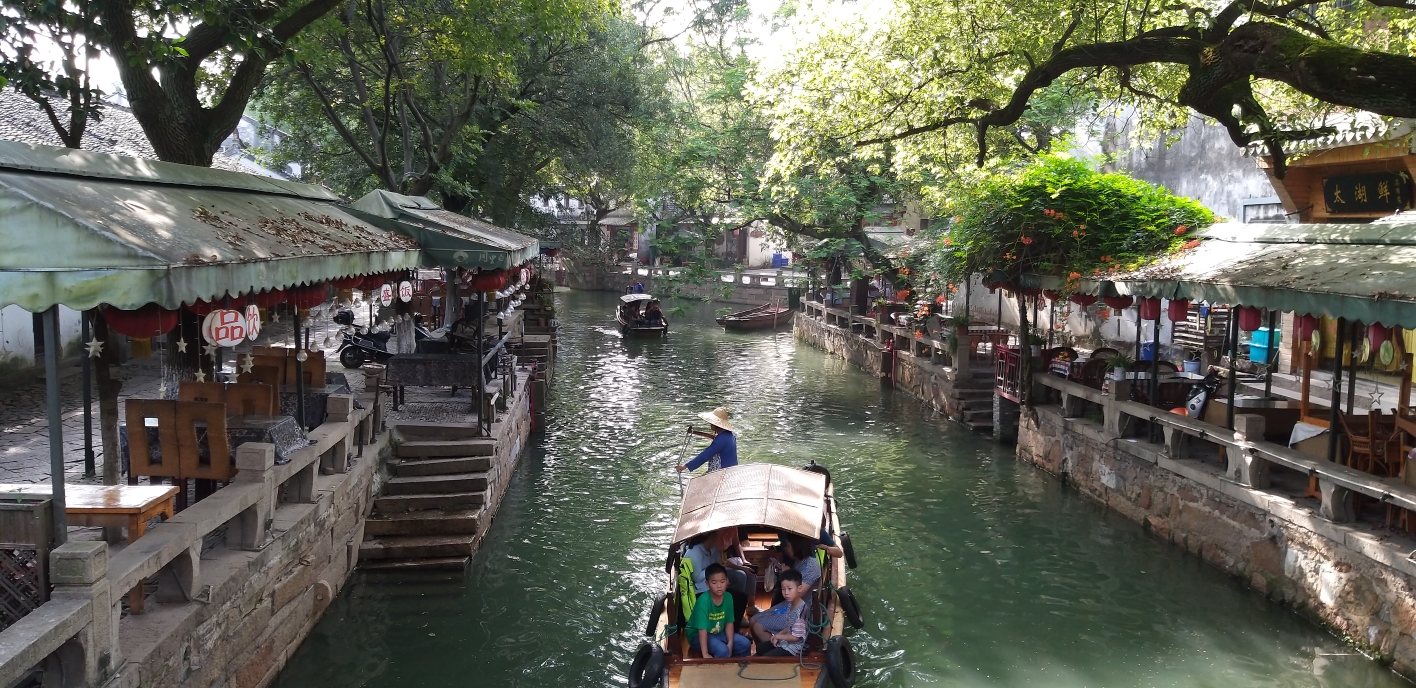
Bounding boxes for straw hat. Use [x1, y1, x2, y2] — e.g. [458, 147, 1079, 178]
[698, 407, 737, 433]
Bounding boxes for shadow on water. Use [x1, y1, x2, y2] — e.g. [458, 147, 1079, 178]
[274, 291, 1409, 688]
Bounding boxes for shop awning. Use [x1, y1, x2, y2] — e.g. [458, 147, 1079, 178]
[1106, 219, 1416, 327]
[344, 190, 537, 270]
[0, 141, 422, 312]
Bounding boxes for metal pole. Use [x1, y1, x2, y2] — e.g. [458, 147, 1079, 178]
[1346, 321, 1360, 414]
[1227, 313, 1240, 430]
[42, 306, 68, 546]
[1047, 300, 1055, 348]
[1150, 310, 1161, 408]
[81, 310, 95, 477]
[1327, 318, 1346, 464]
[1264, 309, 1278, 398]
[477, 293, 486, 434]
[294, 310, 307, 431]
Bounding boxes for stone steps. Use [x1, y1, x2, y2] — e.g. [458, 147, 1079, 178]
[364, 508, 482, 536]
[360, 557, 471, 572]
[397, 439, 495, 458]
[373, 491, 485, 513]
[359, 534, 477, 560]
[384, 473, 488, 495]
[391, 456, 492, 476]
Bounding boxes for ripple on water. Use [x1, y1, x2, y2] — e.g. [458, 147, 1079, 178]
[275, 293, 1406, 688]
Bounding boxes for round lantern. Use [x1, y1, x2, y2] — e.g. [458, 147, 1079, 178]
[288, 284, 328, 309]
[1369, 323, 1388, 348]
[101, 304, 180, 338]
[1298, 314, 1318, 342]
[1167, 299, 1191, 322]
[1138, 297, 1161, 321]
[472, 269, 508, 292]
[201, 309, 247, 347]
[1103, 295, 1133, 310]
[1236, 305, 1262, 331]
[185, 299, 218, 317]
[1069, 293, 1097, 307]
[253, 289, 286, 308]
[1043, 289, 1061, 302]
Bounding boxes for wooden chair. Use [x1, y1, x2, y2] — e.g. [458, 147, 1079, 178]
[174, 401, 235, 482]
[1338, 412, 1374, 473]
[225, 382, 275, 416]
[177, 381, 226, 404]
[1369, 409, 1401, 478]
[1156, 360, 1179, 374]
[237, 364, 283, 394]
[1091, 347, 1120, 361]
[125, 399, 180, 483]
[1077, 359, 1110, 391]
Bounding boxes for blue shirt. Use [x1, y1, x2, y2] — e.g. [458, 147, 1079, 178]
[685, 431, 737, 472]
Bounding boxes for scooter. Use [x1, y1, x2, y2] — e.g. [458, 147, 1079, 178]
[334, 311, 433, 368]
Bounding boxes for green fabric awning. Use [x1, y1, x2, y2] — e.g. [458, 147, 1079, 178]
[344, 191, 537, 270]
[1106, 218, 1416, 327]
[0, 141, 423, 312]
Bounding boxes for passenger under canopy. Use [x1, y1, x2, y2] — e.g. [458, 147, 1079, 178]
[672, 464, 827, 545]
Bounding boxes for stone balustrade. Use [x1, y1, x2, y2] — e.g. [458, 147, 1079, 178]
[0, 392, 379, 688]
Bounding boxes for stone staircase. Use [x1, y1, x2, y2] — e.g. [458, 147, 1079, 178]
[360, 430, 497, 571]
[952, 370, 998, 433]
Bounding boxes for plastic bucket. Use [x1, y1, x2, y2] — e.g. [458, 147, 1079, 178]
[1183, 360, 1201, 374]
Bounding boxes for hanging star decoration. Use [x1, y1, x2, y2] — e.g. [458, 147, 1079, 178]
[240, 354, 255, 374]
[270, 311, 281, 324]
[157, 382, 168, 398]
[203, 343, 219, 359]
[175, 338, 189, 354]
[84, 337, 104, 358]
[194, 370, 207, 383]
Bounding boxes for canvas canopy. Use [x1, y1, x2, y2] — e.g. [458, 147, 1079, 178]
[0, 141, 422, 312]
[1106, 219, 1416, 327]
[671, 464, 826, 546]
[344, 190, 537, 271]
[621, 293, 653, 303]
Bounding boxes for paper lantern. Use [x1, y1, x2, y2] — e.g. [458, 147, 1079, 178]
[201, 309, 247, 347]
[252, 289, 285, 308]
[1369, 323, 1388, 348]
[185, 299, 218, 316]
[1167, 299, 1191, 322]
[471, 269, 508, 292]
[1069, 293, 1097, 307]
[1298, 314, 1318, 342]
[1043, 290, 1061, 301]
[101, 304, 180, 338]
[1138, 297, 1161, 321]
[332, 276, 364, 290]
[288, 284, 329, 309]
[1236, 305, 1262, 331]
[1103, 296, 1133, 310]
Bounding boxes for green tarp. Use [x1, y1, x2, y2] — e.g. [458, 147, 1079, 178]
[344, 190, 537, 270]
[1106, 219, 1416, 327]
[0, 141, 423, 312]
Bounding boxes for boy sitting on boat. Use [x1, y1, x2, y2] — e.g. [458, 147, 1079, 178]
[748, 568, 808, 657]
[688, 564, 751, 659]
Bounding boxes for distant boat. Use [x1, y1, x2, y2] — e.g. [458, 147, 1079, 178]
[716, 304, 794, 332]
[618, 293, 668, 337]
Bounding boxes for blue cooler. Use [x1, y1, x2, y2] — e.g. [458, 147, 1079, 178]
[1249, 327, 1280, 363]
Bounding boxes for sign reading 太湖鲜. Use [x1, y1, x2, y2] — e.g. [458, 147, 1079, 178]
[1322, 172, 1411, 214]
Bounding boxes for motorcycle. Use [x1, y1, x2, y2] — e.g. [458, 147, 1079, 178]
[334, 310, 434, 368]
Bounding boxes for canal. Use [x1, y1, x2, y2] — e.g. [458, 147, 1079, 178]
[276, 291, 1405, 687]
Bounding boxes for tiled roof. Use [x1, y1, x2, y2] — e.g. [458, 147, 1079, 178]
[0, 90, 255, 174]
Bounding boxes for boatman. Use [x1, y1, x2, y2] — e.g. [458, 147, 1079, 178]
[677, 407, 738, 473]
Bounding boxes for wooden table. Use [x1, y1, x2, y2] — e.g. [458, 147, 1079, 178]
[0, 483, 179, 612]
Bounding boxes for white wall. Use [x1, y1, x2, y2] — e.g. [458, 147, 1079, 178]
[0, 304, 84, 371]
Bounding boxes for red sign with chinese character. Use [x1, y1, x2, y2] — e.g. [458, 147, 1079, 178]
[399, 281, 414, 303]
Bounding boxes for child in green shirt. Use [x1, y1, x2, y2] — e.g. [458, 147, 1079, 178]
[687, 564, 751, 658]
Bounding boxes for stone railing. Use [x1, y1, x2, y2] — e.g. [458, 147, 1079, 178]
[0, 393, 379, 688]
[1036, 374, 1416, 523]
[800, 301, 956, 368]
[619, 265, 807, 289]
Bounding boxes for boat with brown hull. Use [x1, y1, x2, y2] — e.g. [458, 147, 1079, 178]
[715, 304, 794, 332]
[626, 462, 863, 688]
[618, 293, 669, 337]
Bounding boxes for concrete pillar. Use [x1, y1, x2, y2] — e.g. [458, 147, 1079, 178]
[49, 541, 117, 686]
[1104, 380, 1132, 435]
[1319, 478, 1356, 523]
[153, 542, 201, 603]
[952, 334, 971, 377]
[1061, 390, 1084, 418]
[1229, 414, 1271, 488]
[228, 443, 276, 550]
[993, 393, 1020, 445]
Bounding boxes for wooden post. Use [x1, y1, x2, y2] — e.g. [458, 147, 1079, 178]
[42, 306, 68, 546]
[1327, 318, 1346, 464]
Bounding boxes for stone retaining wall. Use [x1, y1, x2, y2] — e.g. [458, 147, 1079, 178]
[1018, 405, 1416, 677]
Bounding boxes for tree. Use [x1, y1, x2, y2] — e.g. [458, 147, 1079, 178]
[0, 0, 103, 148]
[765, 0, 1416, 179]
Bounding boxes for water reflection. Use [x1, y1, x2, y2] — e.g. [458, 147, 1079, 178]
[275, 292, 1403, 688]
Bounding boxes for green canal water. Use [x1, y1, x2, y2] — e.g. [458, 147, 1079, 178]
[276, 291, 1406, 687]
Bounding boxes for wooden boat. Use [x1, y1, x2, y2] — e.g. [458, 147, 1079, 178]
[626, 463, 863, 688]
[716, 304, 794, 332]
[618, 293, 668, 337]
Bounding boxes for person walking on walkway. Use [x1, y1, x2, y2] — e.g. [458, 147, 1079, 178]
[677, 407, 738, 473]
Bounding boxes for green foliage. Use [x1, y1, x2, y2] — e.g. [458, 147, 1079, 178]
[926, 155, 1213, 288]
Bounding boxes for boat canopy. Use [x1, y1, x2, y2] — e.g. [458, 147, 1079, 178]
[621, 293, 653, 303]
[672, 464, 826, 546]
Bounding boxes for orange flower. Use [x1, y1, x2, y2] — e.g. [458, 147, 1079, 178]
[1100, 255, 1112, 263]
[936, 295, 947, 304]
[1072, 230, 1079, 238]
[1183, 239, 1201, 250]
[1068, 271, 1081, 280]
[915, 331, 923, 340]
[1021, 236, 1033, 245]
[1174, 226, 1187, 235]
[942, 237, 953, 246]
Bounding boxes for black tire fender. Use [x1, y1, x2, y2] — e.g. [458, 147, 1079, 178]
[339, 346, 364, 369]
[837, 586, 864, 629]
[627, 642, 664, 688]
[826, 635, 857, 687]
[644, 593, 667, 638]
[802, 461, 832, 488]
[840, 531, 858, 570]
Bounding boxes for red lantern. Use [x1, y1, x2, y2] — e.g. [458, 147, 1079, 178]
[101, 304, 180, 338]
[1167, 299, 1191, 322]
[1138, 297, 1161, 321]
[1043, 289, 1061, 301]
[288, 284, 329, 309]
[253, 289, 285, 308]
[360, 275, 384, 291]
[1236, 306, 1262, 331]
[1069, 293, 1097, 307]
[1369, 323, 1388, 348]
[1297, 314, 1318, 342]
[1018, 286, 1042, 297]
[332, 276, 364, 290]
[1103, 296, 1133, 310]
[471, 269, 508, 292]
[185, 299, 218, 316]
[545, 248, 560, 257]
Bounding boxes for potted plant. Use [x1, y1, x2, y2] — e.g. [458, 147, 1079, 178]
[1027, 331, 1045, 357]
[942, 313, 971, 351]
[873, 297, 888, 323]
[1106, 352, 1135, 381]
